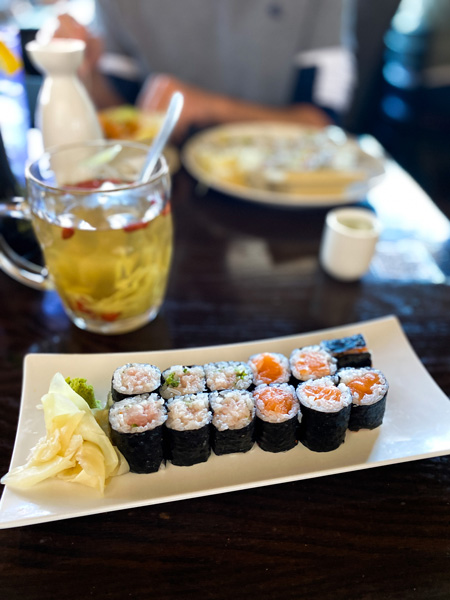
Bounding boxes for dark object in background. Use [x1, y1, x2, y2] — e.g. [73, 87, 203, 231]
[0, 129, 42, 265]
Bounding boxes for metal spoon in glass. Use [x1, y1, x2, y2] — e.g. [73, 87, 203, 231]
[138, 91, 184, 182]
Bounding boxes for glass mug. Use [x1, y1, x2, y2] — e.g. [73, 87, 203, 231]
[0, 140, 173, 334]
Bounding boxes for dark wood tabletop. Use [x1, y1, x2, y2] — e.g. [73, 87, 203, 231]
[1, 154, 449, 600]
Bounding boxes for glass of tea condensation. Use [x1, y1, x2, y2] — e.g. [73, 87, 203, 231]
[0, 140, 173, 334]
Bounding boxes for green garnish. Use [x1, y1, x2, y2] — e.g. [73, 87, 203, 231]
[183, 367, 189, 374]
[235, 369, 247, 380]
[65, 377, 101, 409]
[165, 372, 180, 388]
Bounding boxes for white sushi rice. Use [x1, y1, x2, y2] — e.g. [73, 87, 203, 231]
[338, 367, 388, 406]
[112, 363, 161, 395]
[166, 393, 212, 431]
[160, 365, 206, 400]
[204, 361, 253, 391]
[248, 352, 290, 385]
[210, 390, 255, 431]
[109, 394, 167, 434]
[290, 345, 337, 381]
[296, 377, 352, 413]
[253, 383, 299, 424]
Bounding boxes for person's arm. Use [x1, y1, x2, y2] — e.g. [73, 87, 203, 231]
[52, 14, 124, 109]
[138, 74, 332, 143]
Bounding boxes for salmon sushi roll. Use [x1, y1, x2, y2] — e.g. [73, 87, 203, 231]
[210, 389, 255, 455]
[111, 363, 161, 403]
[296, 377, 352, 452]
[290, 345, 337, 383]
[338, 367, 388, 430]
[165, 393, 212, 466]
[320, 334, 372, 369]
[248, 352, 290, 386]
[253, 383, 299, 452]
[204, 361, 253, 392]
[109, 394, 167, 473]
[159, 365, 206, 400]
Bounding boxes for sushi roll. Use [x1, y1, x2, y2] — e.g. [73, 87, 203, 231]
[210, 389, 255, 455]
[109, 394, 167, 473]
[248, 352, 290, 386]
[159, 365, 206, 400]
[165, 393, 212, 466]
[290, 345, 337, 383]
[320, 334, 372, 369]
[296, 377, 352, 452]
[111, 363, 161, 403]
[338, 367, 388, 431]
[253, 383, 299, 453]
[204, 361, 253, 392]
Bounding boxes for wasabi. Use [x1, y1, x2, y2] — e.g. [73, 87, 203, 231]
[65, 377, 101, 409]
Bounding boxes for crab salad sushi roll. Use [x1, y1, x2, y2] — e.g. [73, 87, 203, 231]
[320, 334, 372, 369]
[111, 363, 161, 403]
[296, 377, 352, 452]
[210, 389, 255, 455]
[338, 367, 388, 431]
[248, 352, 290, 386]
[109, 394, 167, 473]
[204, 361, 253, 392]
[290, 345, 337, 383]
[253, 383, 299, 452]
[165, 393, 212, 466]
[159, 365, 206, 400]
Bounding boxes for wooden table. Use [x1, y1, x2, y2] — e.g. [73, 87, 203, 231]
[1, 156, 449, 600]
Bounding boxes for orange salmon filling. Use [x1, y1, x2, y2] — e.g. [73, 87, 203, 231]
[345, 346, 369, 355]
[256, 387, 294, 414]
[346, 372, 381, 400]
[252, 354, 284, 384]
[294, 351, 331, 379]
[303, 385, 342, 403]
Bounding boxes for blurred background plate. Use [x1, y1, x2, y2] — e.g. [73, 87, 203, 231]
[182, 122, 386, 207]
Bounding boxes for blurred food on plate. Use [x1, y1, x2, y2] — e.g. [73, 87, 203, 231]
[98, 105, 180, 173]
[182, 123, 385, 204]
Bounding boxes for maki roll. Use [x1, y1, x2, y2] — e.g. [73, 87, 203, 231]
[165, 393, 212, 466]
[111, 363, 161, 403]
[338, 367, 388, 431]
[248, 352, 290, 386]
[320, 334, 372, 369]
[210, 389, 255, 455]
[109, 394, 167, 473]
[159, 365, 206, 400]
[296, 377, 352, 452]
[290, 345, 337, 383]
[253, 383, 299, 452]
[204, 361, 253, 392]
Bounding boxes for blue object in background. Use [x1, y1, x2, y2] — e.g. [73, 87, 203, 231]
[0, 26, 30, 186]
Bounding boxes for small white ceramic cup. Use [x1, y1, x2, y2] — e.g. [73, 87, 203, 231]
[319, 207, 381, 281]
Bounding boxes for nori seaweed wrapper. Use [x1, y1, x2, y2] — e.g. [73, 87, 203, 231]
[212, 421, 255, 455]
[110, 426, 164, 474]
[256, 415, 298, 453]
[321, 334, 372, 370]
[348, 393, 387, 431]
[298, 404, 351, 452]
[165, 425, 211, 466]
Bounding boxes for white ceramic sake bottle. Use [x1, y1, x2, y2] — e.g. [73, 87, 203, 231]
[25, 38, 103, 149]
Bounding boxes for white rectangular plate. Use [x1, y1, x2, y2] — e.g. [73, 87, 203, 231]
[1, 315, 450, 529]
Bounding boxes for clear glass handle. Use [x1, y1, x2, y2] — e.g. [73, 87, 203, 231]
[0, 197, 50, 290]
